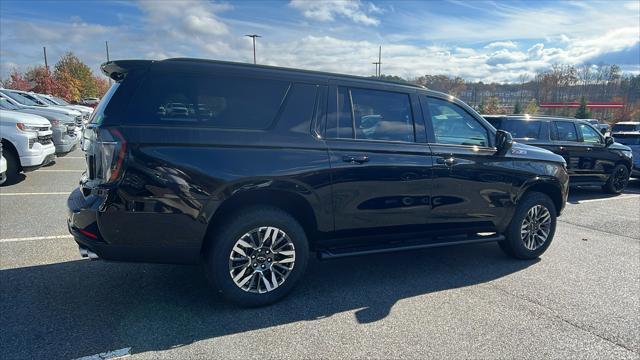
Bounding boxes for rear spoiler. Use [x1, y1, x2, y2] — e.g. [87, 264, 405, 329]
[101, 60, 154, 81]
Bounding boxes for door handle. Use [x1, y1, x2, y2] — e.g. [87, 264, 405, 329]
[586, 147, 592, 151]
[342, 155, 369, 164]
[559, 146, 565, 151]
[436, 157, 456, 166]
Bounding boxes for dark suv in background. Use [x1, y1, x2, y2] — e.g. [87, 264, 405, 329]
[484, 115, 633, 194]
[68, 59, 569, 306]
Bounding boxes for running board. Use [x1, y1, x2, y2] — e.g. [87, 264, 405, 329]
[318, 233, 504, 260]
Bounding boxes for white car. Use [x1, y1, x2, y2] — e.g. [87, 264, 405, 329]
[0, 142, 7, 185]
[0, 109, 56, 183]
[0, 89, 83, 121]
[36, 93, 93, 123]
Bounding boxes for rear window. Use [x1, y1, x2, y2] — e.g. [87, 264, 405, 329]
[612, 124, 640, 132]
[133, 73, 290, 129]
[614, 135, 640, 145]
[502, 120, 543, 140]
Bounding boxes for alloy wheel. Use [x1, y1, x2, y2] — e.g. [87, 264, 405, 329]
[520, 205, 552, 251]
[613, 167, 629, 192]
[228, 226, 296, 294]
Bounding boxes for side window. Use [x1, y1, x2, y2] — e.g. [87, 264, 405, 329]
[579, 123, 602, 144]
[503, 120, 542, 140]
[552, 122, 578, 142]
[337, 87, 354, 138]
[136, 73, 290, 129]
[350, 88, 414, 142]
[426, 97, 489, 147]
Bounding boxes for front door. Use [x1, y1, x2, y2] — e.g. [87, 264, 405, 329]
[421, 96, 515, 233]
[325, 83, 433, 237]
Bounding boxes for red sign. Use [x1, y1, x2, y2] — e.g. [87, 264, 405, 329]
[539, 102, 624, 109]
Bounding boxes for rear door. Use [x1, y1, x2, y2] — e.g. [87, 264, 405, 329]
[324, 81, 433, 236]
[550, 120, 590, 183]
[421, 96, 514, 232]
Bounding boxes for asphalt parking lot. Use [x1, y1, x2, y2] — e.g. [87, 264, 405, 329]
[1, 148, 639, 359]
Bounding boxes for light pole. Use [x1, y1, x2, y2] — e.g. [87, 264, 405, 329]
[245, 34, 261, 64]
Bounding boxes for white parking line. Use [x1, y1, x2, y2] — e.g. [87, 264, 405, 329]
[0, 192, 69, 196]
[0, 235, 73, 243]
[36, 169, 84, 172]
[569, 194, 640, 204]
[75, 347, 131, 360]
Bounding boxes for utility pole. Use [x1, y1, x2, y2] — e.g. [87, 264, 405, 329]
[378, 46, 382, 78]
[245, 34, 261, 64]
[43, 46, 48, 71]
[372, 61, 380, 77]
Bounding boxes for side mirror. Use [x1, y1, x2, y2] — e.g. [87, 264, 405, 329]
[495, 130, 513, 154]
[605, 136, 614, 147]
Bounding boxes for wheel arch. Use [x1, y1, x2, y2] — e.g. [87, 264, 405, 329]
[200, 188, 320, 255]
[518, 179, 564, 215]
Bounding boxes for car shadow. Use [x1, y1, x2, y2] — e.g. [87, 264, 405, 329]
[0, 173, 25, 187]
[567, 179, 640, 204]
[1, 242, 537, 359]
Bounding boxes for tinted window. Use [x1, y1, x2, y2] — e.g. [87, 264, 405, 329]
[329, 87, 353, 139]
[350, 88, 414, 142]
[578, 123, 601, 143]
[552, 122, 578, 142]
[277, 83, 318, 134]
[612, 124, 640, 132]
[426, 98, 489, 147]
[502, 120, 543, 140]
[135, 73, 290, 129]
[614, 135, 640, 145]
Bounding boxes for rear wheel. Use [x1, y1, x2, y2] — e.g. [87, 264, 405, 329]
[602, 164, 629, 194]
[499, 192, 556, 259]
[205, 207, 309, 307]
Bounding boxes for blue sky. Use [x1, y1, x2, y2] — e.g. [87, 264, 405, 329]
[1, 0, 639, 83]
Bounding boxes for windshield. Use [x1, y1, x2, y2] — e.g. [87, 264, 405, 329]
[52, 96, 69, 105]
[21, 93, 48, 106]
[39, 96, 58, 106]
[1, 91, 40, 106]
[0, 97, 20, 110]
[614, 134, 640, 145]
[612, 124, 639, 132]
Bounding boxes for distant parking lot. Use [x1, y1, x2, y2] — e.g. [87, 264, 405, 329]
[1, 149, 639, 359]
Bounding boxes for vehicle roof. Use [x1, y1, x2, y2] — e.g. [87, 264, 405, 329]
[102, 58, 429, 93]
[613, 121, 640, 125]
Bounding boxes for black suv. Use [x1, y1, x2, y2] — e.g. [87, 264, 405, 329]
[484, 115, 633, 194]
[68, 59, 569, 306]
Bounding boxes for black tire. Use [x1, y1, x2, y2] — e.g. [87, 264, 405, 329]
[205, 206, 309, 307]
[602, 164, 630, 194]
[1, 149, 21, 186]
[498, 192, 557, 260]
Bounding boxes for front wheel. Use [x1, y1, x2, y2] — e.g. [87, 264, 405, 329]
[498, 192, 557, 259]
[602, 164, 629, 194]
[1, 149, 20, 186]
[205, 207, 309, 307]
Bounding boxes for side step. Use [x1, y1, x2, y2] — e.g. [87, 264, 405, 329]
[318, 233, 504, 260]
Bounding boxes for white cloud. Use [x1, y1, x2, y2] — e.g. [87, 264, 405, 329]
[485, 41, 518, 49]
[289, 0, 380, 26]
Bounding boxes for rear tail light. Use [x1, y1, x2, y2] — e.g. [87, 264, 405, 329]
[87, 128, 127, 183]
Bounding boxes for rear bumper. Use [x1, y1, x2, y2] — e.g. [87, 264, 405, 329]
[67, 187, 199, 264]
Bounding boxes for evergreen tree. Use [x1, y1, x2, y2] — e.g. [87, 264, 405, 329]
[575, 96, 591, 119]
[513, 101, 522, 114]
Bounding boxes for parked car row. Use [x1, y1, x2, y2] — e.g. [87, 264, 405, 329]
[483, 115, 634, 193]
[0, 88, 94, 184]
